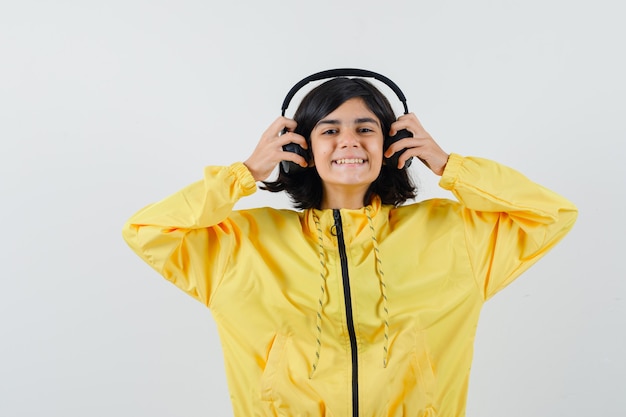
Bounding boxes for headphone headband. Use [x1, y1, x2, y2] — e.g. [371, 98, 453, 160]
[280, 68, 409, 116]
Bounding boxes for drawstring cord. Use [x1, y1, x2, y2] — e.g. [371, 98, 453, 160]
[366, 206, 390, 368]
[309, 206, 389, 378]
[310, 212, 327, 379]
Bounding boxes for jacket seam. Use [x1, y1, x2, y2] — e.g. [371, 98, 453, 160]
[461, 207, 487, 302]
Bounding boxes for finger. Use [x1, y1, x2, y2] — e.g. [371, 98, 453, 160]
[266, 117, 298, 137]
[389, 113, 425, 136]
[278, 117, 298, 133]
[397, 113, 424, 128]
[397, 153, 417, 170]
[278, 132, 308, 149]
[280, 150, 309, 168]
[384, 136, 417, 158]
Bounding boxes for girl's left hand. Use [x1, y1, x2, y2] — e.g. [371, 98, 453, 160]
[387, 114, 449, 175]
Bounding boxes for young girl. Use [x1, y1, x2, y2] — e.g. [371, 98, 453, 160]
[123, 73, 577, 416]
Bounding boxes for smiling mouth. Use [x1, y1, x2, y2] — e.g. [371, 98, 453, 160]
[333, 158, 366, 165]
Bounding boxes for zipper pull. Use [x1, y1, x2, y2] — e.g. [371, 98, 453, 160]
[332, 209, 342, 237]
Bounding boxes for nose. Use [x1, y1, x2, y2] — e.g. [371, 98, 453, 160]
[338, 130, 359, 148]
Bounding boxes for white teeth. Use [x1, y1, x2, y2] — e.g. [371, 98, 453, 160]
[334, 158, 365, 164]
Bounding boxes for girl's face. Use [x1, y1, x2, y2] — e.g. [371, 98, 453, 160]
[309, 98, 384, 209]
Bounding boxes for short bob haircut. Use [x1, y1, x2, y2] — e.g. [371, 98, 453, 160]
[262, 77, 417, 210]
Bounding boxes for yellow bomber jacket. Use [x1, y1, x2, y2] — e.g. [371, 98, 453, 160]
[122, 153, 577, 417]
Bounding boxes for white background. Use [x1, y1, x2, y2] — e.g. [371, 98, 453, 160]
[1, 0, 624, 416]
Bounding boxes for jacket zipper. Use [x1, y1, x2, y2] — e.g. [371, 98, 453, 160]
[333, 209, 359, 417]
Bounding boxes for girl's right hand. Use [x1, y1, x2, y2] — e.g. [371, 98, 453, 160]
[243, 117, 308, 182]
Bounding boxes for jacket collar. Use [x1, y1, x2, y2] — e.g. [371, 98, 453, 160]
[302, 196, 388, 245]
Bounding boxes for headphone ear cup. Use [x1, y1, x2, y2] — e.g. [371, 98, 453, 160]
[280, 143, 310, 174]
[384, 129, 413, 169]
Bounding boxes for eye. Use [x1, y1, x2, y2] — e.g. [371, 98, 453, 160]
[358, 127, 374, 133]
[322, 129, 338, 135]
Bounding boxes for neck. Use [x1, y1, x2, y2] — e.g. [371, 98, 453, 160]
[320, 185, 370, 210]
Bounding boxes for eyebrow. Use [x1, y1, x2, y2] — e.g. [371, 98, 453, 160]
[315, 117, 380, 127]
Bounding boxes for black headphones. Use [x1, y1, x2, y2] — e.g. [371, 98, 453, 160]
[280, 68, 413, 174]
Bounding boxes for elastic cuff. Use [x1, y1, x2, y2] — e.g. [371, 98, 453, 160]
[438, 153, 464, 190]
[228, 162, 257, 196]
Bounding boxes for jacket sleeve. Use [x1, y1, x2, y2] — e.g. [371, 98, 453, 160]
[438, 153, 578, 300]
[122, 162, 257, 306]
